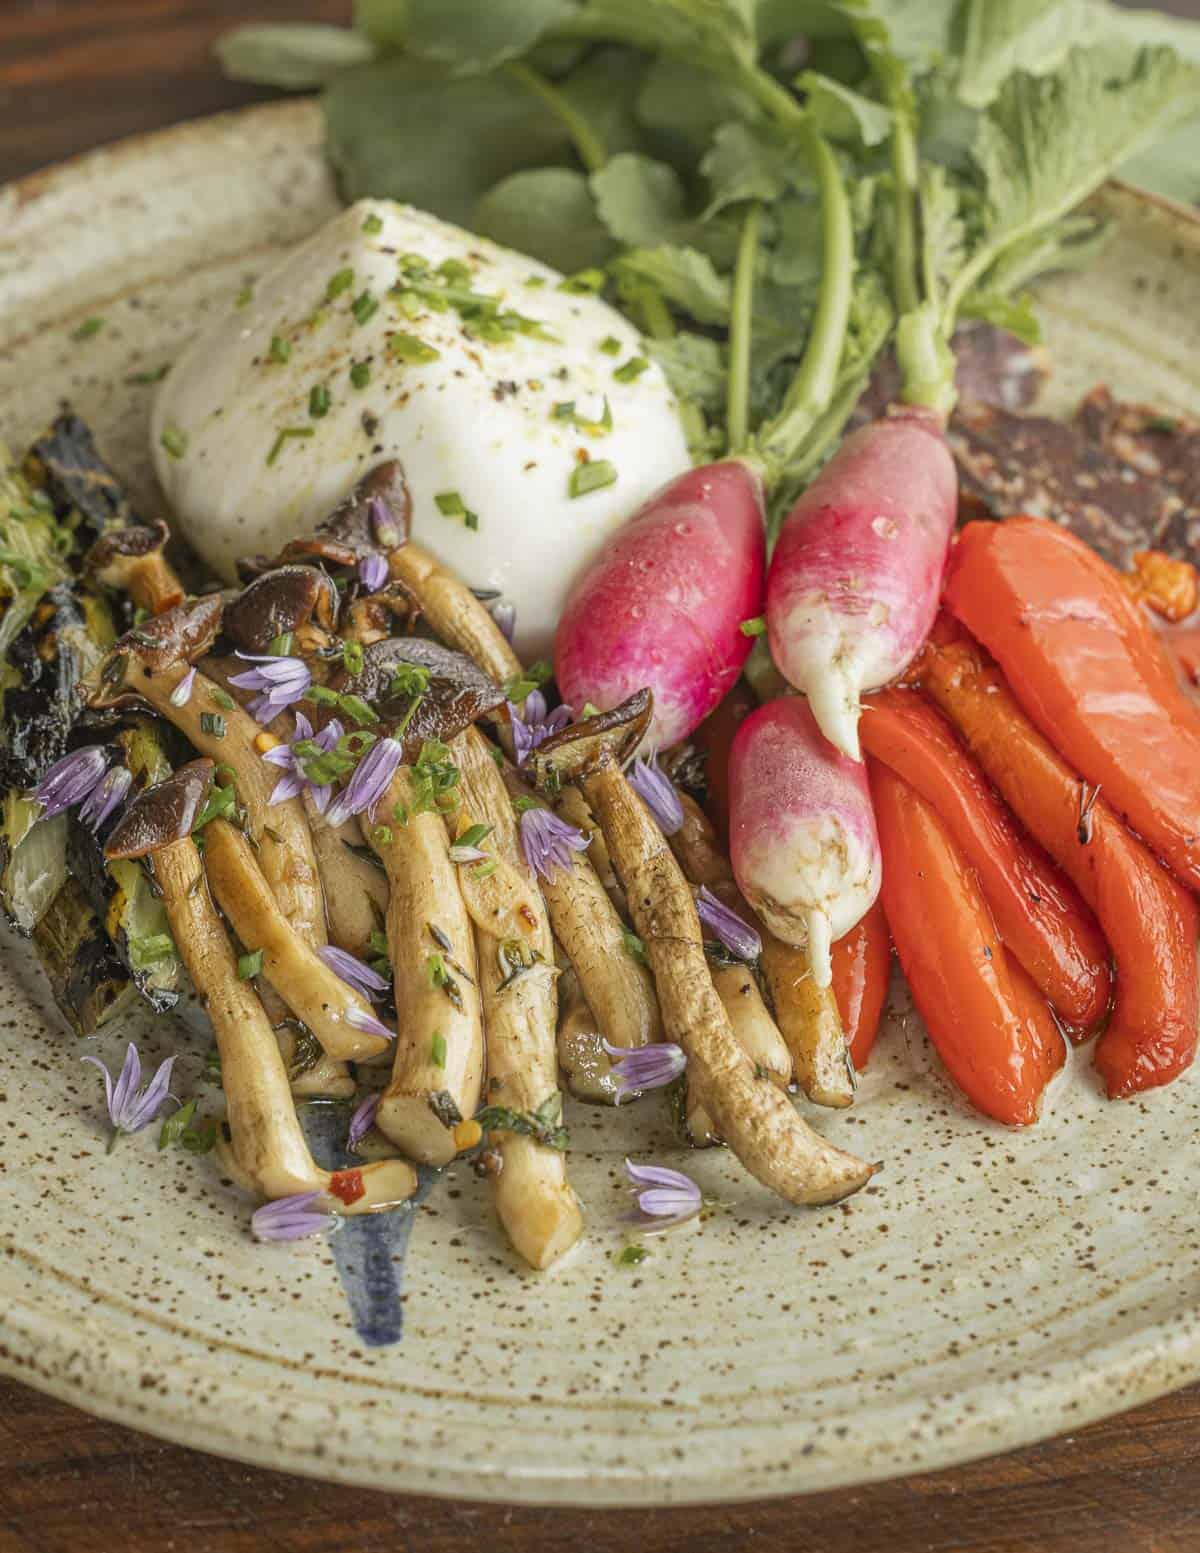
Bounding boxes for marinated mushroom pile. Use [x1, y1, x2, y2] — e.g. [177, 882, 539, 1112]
[2, 420, 871, 1269]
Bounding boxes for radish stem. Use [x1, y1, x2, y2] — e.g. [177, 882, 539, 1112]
[758, 123, 854, 471]
[888, 106, 921, 319]
[726, 201, 763, 454]
[504, 62, 607, 174]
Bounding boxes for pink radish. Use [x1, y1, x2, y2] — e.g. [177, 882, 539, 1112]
[729, 696, 881, 986]
[766, 408, 957, 761]
[555, 460, 766, 750]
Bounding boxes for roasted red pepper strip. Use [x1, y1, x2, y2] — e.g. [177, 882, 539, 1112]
[871, 760, 1064, 1126]
[829, 899, 890, 1071]
[861, 687, 1110, 1034]
[917, 622, 1200, 1097]
[944, 517, 1200, 893]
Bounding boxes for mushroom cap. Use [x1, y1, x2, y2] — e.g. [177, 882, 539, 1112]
[328, 636, 504, 761]
[104, 757, 215, 859]
[527, 691, 652, 787]
[223, 565, 338, 654]
[83, 520, 170, 582]
[235, 462, 411, 576]
[115, 593, 224, 671]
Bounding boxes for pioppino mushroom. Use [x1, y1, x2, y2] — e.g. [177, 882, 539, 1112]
[528, 695, 875, 1207]
[105, 762, 415, 1213]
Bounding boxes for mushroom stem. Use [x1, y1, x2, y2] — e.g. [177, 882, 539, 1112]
[579, 761, 874, 1205]
[388, 542, 520, 685]
[671, 790, 854, 1109]
[502, 764, 662, 1092]
[302, 793, 388, 959]
[116, 656, 326, 946]
[203, 819, 391, 1062]
[454, 728, 582, 1269]
[555, 784, 625, 914]
[370, 768, 484, 1165]
[151, 835, 414, 1211]
[554, 964, 621, 1105]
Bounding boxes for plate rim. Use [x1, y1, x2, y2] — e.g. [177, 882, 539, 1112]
[3, 97, 1200, 1507]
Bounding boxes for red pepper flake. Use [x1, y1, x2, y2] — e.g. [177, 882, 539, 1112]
[328, 1168, 366, 1205]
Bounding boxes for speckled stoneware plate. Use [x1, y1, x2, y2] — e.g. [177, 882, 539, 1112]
[2, 101, 1200, 1507]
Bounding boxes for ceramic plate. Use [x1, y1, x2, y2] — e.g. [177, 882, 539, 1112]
[2, 101, 1200, 1507]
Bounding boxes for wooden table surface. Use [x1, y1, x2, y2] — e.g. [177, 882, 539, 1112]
[4, 4, 1200, 1550]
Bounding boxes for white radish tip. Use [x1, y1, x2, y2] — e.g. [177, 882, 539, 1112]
[806, 909, 833, 989]
[806, 668, 862, 762]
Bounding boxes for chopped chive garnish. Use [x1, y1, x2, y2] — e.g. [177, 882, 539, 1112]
[160, 424, 188, 460]
[552, 401, 575, 421]
[125, 363, 171, 385]
[235, 283, 254, 308]
[552, 398, 612, 437]
[392, 288, 423, 318]
[614, 356, 650, 383]
[199, 712, 227, 739]
[268, 631, 294, 656]
[349, 361, 371, 390]
[72, 317, 105, 342]
[431, 1032, 447, 1069]
[130, 933, 175, 968]
[306, 683, 340, 705]
[568, 459, 618, 499]
[351, 291, 379, 327]
[339, 693, 379, 728]
[389, 332, 440, 363]
[739, 616, 767, 637]
[237, 950, 264, 980]
[269, 335, 291, 364]
[362, 213, 384, 235]
[559, 269, 605, 295]
[435, 490, 465, 516]
[326, 267, 354, 300]
[622, 929, 647, 963]
[525, 274, 547, 288]
[309, 383, 332, 419]
[342, 639, 365, 676]
[209, 687, 235, 710]
[371, 824, 393, 846]
[398, 253, 429, 275]
[599, 335, 622, 355]
[438, 258, 472, 285]
[266, 426, 315, 466]
[615, 1244, 649, 1267]
[458, 822, 493, 849]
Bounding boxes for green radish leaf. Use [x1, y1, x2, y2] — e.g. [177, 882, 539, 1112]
[969, 46, 1200, 285]
[767, 196, 824, 289]
[559, 47, 650, 160]
[215, 24, 376, 88]
[952, 0, 1104, 108]
[323, 58, 571, 224]
[701, 122, 798, 217]
[635, 56, 757, 165]
[353, 0, 408, 49]
[591, 154, 691, 247]
[917, 163, 966, 311]
[646, 332, 728, 411]
[612, 245, 733, 324]
[403, 0, 577, 74]
[958, 287, 1042, 344]
[474, 168, 616, 273]
[797, 70, 892, 146]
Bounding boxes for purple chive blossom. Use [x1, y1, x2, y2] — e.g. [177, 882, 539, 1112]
[82, 1041, 177, 1151]
[229, 651, 312, 724]
[358, 551, 388, 594]
[509, 689, 572, 765]
[625, 1158, 703, 1230]
[369, 495, 403, 550]
[169, 665, 197, 708]
[325, 736, 403, 827]
[318, 944, 389, 1001]
[262, 713, 341, 809]
[491, 601, 516, 643]
[696, 886, 762, 962]
[603, 1040, 687, 1102]
[519, 805, 588, 881]
[346, 1005, 395, 1041]
[347, 1093, 380, 1152]
[34, 745, 108, 819]
[78, 764, 133, 832]
[628, 756, 684, 836]
[251, 1191, 332, 1243]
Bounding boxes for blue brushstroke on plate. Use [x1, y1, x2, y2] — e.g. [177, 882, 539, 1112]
[302, 1103, 439, 1348]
